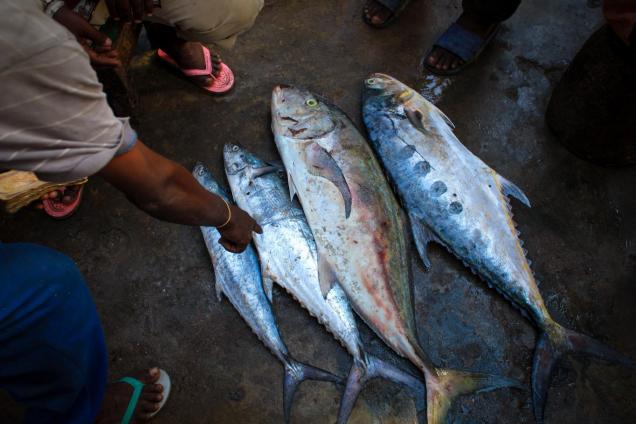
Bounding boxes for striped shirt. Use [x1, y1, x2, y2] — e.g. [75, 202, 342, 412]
[0, 0, 136, 183]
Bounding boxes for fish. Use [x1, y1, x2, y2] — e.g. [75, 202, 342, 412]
[361, 73, 636, 423]
[271, 85, 521, 424]
[192, 163, 342, 424]
[224, 143, 427, 423]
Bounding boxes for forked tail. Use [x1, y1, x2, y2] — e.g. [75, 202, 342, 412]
[283, 358, 342, 424]
[424, 367, 523, 424]
[336, 354, 426, 424]
[532, 323, 636, 423]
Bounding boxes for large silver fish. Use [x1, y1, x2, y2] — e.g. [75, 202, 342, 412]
[361, 73, 636, 423]
[224, 144, 426, 423]
[271, 85, 520, 424]
[192, 163, 341, 423]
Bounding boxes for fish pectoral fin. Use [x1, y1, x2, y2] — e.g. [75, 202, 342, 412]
[251, 165, 282, 180]
[287, 172, 298, 202]
[405, 108, 427, 133]
[409, 213, 439, 270]
[305, 143, 352, 218]
[497, 174, 531, 208]
[406, 104, 455, 133]
[317, 252, 338, 299]
[214, 275, 225, 302]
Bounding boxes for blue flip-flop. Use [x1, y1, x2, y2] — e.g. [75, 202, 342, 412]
[118, 369, 171, 424]
[363, 0, 412, 28]
[423, 22, 500, 76]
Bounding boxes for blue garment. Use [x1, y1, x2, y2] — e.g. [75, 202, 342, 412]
[0, 243, 108, 424]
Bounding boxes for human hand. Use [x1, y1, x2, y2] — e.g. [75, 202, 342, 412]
[217, 205, 263, 253]
[53, 6, 121, 68]
[105, 0, 157, 23]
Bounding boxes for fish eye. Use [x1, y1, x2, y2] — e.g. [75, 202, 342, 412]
[366, 78, 377, 85]
[232, 145, 239, 152]
[306, 98, 318, 108]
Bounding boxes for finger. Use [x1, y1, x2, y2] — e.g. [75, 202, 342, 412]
[48, 191, 59, 199]
[131, 0, 144, 22]
[253, 223, 263, 234]
[105, 0, 120, 20]
[90, 50, 122, 68]
[92, 39, 115, 53]
[219, 238, 244, 253]
[81, 26, 111, 47]
[117, 0, 131, 21]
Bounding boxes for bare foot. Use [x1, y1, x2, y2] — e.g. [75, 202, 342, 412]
[96, 368, 166, 424]
[364, 0, 393, 27]
[425, 12, 497, 72]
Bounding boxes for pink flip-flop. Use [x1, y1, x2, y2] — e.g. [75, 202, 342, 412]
[42, 185, 84, 219]
[157, 45, 234, 94]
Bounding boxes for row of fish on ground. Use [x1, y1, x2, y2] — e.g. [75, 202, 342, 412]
[192, 74, 635, 424]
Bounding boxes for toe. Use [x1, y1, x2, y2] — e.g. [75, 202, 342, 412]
[141, 400, 161, 413]
[143, 392, 163, 402]
[427, 49, 441, 66]
[146, 383, 164, 393]
[142, 368, 160, 385]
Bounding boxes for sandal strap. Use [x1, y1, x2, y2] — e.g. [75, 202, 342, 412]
[181, 46, 214, 78]
[117, 377, 145, 424]
[374, 0, 408, 13]
[434, 23, 491, 63]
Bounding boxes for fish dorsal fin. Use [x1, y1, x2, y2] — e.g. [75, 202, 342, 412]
[287, 172, 298, 202]
[497, 174, 531, 208]
[305, 142, 352, 218]
[317, 250, 338, 298]
[409, 213, 441, 270]
[432, 104, 455, 129]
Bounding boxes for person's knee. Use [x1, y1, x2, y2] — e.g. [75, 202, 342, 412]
[227, 0, 264, 32]
[0, 243, 89, 316]
[178, 0, 264, 43]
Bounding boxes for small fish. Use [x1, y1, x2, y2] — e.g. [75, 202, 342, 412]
[271, 85, 521, 424]
[224, 144, 426, 423]
[362, 73, 636, 423]
[193, 163, 341, 424]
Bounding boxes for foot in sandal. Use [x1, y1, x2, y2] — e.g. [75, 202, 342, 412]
[36, 184, 85, 219]
[363, 0, 411, 28]
[96, 368, 171, 424]
[423, 12, 499, 75]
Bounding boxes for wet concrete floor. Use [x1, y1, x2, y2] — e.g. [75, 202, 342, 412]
[1, 0, 635, 423]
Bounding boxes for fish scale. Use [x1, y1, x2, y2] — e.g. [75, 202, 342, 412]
[362, 73, 636, 424]
[223, 144, 427, 424]
[192, 163, 342, 424]
[272, 84, 521, 424]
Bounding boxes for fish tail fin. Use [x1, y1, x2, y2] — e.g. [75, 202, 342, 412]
[283, 359, 342, 424]
[532, 323, 636, 423]
[425, 367, 523, 424]
[336, 354, 426, 424]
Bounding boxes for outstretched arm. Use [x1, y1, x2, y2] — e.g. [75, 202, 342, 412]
[99, 140, 261, 253]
